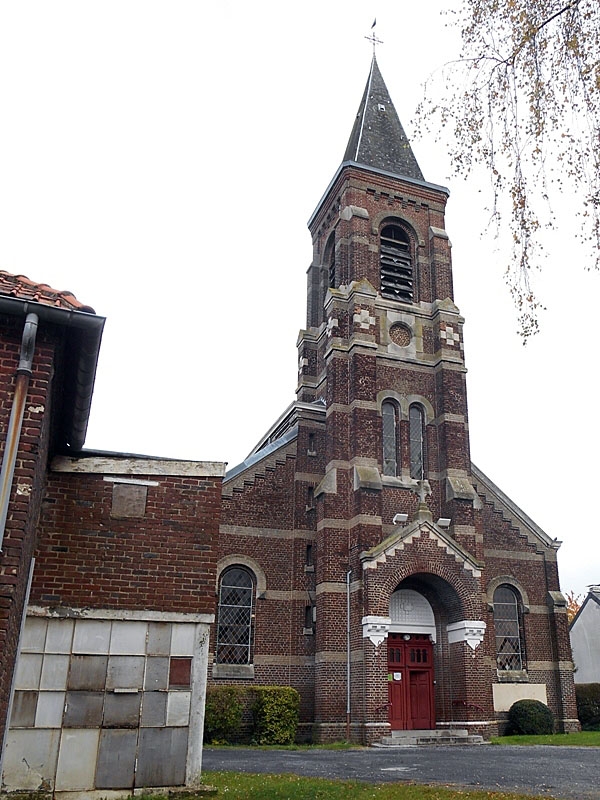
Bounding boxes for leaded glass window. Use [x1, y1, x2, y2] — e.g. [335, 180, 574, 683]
[382, 401, 398, 476]
[215, 567, 255, 665]
[494, 585, 524, 671]
[409, 404, 425, 480]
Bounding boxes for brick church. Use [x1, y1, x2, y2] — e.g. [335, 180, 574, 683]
[0, 52, 578, 795]
[211, 56, 578, 743]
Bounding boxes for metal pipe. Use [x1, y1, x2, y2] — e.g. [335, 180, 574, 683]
[0, 557, 35, 777]
[0, 313, 38, 551]
[346, 568, 351, 741]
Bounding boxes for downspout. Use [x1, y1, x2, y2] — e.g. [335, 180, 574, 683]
[0, 557, 35, 778]
[346, 568, 352, 741]
[0, 312, 39, 552]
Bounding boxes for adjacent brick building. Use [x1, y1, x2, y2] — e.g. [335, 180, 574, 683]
[0, 274, 225, 793]
[210, 56, 578, 743]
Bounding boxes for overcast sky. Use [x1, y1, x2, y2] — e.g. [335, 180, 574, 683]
[0, 1, 596, 599]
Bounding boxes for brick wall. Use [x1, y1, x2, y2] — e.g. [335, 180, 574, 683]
[0, 315, 58, 752]
[31, 460, 223, 615]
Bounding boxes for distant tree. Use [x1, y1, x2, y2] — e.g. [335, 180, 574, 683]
[418, 0, 600, 337]
[565, 589, 582, 623]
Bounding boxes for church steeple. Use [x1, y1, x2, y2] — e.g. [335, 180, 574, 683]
[343, 56, 424, 181]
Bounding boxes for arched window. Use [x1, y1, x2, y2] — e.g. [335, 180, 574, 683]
[493, 585, 525, 671]
[380, 224, 413, 302]
[409, 404, 425, 480]
[215, 566, 255, 665]
[382, 400, 399, 476]
[324, 232, 336, 290]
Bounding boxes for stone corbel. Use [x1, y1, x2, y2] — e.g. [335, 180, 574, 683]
[446, 620, 486, 651]
[362, 615, 391, 647]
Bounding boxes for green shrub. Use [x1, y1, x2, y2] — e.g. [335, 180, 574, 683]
[203, 686, 246, 743]
[507, 699, 554, 735]
[251, 686, 300, 745]
[576, 683, 600, 730]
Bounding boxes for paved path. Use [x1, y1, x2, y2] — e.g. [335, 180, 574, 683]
[203, 745, 600, 799]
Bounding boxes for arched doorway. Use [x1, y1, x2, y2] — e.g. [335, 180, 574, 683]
[387, 589, 435, 730]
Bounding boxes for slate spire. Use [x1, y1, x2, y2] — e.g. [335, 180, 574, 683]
[343, 56, 424, 181]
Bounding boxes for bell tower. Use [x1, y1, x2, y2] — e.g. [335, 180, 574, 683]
[297, 56, 483, 741]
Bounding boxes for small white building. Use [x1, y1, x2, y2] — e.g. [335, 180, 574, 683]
[570, 587, 600, 684]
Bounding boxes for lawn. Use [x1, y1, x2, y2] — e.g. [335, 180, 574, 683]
[198, 771, 557, 799]
[491, 730, 600, 746]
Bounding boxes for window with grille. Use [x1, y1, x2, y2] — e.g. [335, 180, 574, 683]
[382, 401, 399, 476]
[494, 585, 524, 671]
[215, 566, 255, 665]
[409, 404, 425, 480]
[380, 224, 413, 302]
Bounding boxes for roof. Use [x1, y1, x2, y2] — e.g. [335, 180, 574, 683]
[0, 269, 105, 452]
[0, 270, 95, 313]
[343, 55, 424, 181]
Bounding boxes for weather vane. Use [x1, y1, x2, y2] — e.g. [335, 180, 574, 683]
[365, 19, 383, 55]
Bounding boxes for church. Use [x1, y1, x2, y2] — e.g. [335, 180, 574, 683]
[211, 55, 578, 743]
[0, 51, 579, 796]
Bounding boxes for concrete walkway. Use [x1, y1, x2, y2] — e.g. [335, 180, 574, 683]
[203, 744, 600, 799]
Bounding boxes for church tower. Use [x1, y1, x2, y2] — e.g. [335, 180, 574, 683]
[296, 55, 486, 741]
[216, 54, 578, 744]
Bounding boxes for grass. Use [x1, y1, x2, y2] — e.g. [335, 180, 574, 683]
[195, 772, 558, 799]
[491, 730, 600, 746]
[205, 740, 359, 751]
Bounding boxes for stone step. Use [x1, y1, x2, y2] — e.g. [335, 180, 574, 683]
[373, 729, 485, 747]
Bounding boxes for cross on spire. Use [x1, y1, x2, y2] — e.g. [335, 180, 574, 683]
[365, 20, 383, 56]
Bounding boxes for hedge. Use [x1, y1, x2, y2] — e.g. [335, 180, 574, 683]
[575, 683, 600, 730]
[252, 686, 300, 745]
[507, 699, 554, 735]
[203, 686, 245, 743]
[203, 685, 300, 745]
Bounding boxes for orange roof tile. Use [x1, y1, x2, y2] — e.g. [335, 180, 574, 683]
[0, 270, 95, 313]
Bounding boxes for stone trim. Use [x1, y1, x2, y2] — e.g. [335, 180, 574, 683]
[486, 575, 531, 612]
[446, 620, 486, 650]
[103, 476, 160, 487]
[52, 456, 225, 478]
[318, 514, 383, 531]
[362, 615, 391, 647]
[216, 555, 267, 596]
[220, 525, 314, 540]
[212, 663, 254, 680]
[28, 606, 214, 624]
[361, 521, 482, 577]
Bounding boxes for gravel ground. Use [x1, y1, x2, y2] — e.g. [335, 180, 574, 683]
[203, 744, 600, 799]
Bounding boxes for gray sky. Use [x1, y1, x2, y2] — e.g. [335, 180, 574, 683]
[0, 1, 596, 599]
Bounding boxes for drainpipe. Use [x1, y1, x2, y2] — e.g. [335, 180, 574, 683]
[346, 569, 352, 741]
[0, 313, 39, 552]
[0, 557, 35, 778]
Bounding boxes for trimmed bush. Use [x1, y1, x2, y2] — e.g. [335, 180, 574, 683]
[251, 686, 300, 745]
[507, 699, 554, 735]
[203, 686, 246, 743]
[576, 683, 600, 730]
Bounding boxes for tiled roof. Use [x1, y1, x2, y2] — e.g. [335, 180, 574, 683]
[0, 270, 95, 313]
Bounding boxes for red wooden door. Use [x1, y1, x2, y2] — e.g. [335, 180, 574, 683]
[387, 634, 434, 730]
[387, 635, 406, 729]
[409, 670, 432, 728]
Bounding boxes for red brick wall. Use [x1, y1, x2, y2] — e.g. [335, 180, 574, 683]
[0, 315, 57, 751]
[31, 467, 222, 615]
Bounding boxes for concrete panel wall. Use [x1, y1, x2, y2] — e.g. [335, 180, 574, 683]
[2, 612, 210, 793]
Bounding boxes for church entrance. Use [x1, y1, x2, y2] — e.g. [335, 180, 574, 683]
[387, 587, 437, 730]
[387, 633, 435, 729]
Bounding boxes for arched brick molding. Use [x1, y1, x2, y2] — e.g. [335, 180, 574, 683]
[216, 554, 267, 597]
